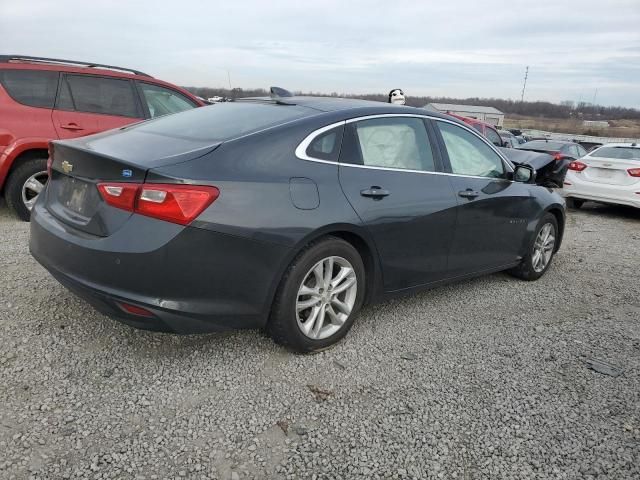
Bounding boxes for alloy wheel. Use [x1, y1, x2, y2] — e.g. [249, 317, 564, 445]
[532, 223, 556, 273]
[296, 256, 358, 340]
[21, 171, 48, 211]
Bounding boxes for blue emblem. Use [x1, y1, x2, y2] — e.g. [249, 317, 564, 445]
[122, 169, 133, 178]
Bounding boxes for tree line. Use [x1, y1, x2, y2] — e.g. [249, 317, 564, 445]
[184, 86, 640, 120]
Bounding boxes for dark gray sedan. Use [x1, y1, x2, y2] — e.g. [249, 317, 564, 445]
[30, 94, 566, 352]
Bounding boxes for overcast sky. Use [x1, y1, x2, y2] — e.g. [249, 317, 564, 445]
[2, 0, 639, 108]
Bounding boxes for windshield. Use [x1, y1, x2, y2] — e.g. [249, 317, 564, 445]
[131, 102, 316, 142]
[589, 146, 640, 160]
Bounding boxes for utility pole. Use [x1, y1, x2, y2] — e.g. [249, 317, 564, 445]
[520, 66, 529, 102]
[227, 70, 232, 90]
[592, 88, 598, 106]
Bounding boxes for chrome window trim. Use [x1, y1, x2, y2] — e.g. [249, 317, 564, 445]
[295, 121, 346, 162]
[294, 113, 514, 179]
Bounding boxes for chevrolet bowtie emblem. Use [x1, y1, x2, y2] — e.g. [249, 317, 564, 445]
[61, 160, 73, 174]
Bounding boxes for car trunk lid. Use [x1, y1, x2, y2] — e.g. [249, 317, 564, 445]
[580, 157, 640, 186]
[46, 138, 219, 237]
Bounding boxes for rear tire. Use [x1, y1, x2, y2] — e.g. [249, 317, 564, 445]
[566, 198, 584, 209]
[5, 157, 48, 221]
[509, 213, 558, 281]
[268, 236, 365, 353]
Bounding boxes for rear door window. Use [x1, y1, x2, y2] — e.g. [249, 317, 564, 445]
[347, 117, 436, 172]
[138, 82, 197, 118]
[0, 70, 58, 108]
[59, 74, 139, 117]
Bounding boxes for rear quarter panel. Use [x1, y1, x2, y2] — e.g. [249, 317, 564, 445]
[0, 84, 57, 187]
[148, 118, 382, 301]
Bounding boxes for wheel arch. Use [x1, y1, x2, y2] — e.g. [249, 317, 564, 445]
[545, 205, 565, 252]
[266, 224, 382, 319]
[1, 142, 50, 191]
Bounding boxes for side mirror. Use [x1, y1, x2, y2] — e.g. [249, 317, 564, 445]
[514, 165, 536, 183]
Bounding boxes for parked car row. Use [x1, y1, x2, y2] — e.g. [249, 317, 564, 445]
[0, 55, 206, 220]
[1, 54, 633, 352]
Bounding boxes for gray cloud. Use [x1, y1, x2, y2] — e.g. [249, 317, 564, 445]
[1, 0, 638, 107]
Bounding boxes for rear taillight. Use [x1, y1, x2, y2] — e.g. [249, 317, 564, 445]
[628, 168, 640, 177]
[97, 182, 219, 225]
[553, 153, 565, 161]
[137, 184, 219, 225]
[97, 183, 139, 211]
[568, 161, 587, 172]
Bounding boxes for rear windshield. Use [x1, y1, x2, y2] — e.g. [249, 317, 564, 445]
[520, 141, 566, 151]
[589, 146, 640, 160]
[130, 102, 316, 142]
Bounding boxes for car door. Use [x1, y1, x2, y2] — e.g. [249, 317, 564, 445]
[432, 119, 533, 276]
[338, 115, 458, 291]
[52, 74, 143, 140]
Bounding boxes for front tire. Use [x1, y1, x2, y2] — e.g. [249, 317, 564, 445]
[509, 213, 558, 281]
[268, 237, 365, 353]
[5, 157, 48, 221]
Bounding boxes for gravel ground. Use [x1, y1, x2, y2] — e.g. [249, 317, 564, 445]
[0, 199, 639, 480]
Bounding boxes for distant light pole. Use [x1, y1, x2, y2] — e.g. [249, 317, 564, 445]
[520, 66, 529, 102]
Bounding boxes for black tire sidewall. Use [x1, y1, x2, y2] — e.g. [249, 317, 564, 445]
[270, 238, 366, 352]
[5, 158, 48, 221]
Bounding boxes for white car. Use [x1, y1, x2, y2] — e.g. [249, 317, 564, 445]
[563, 143, 640, 209]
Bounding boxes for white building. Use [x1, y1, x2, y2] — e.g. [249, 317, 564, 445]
[424, 103, 505, 127]
[582, 120, 609, 128]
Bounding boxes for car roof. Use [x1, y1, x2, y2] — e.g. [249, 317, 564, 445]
[0, 55, 204, 104]
[593, 142, 640, 148]
[0, 55, 151, 80]
[237, 95, 456, 119]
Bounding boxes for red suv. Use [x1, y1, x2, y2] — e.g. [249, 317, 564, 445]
[445, 112, 506, 148]
[0, 55, 206, 220]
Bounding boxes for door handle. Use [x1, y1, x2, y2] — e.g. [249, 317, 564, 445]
[360, 187, 390, 199]
[458, 189, 480, 199]
[60, 123, 84, 131]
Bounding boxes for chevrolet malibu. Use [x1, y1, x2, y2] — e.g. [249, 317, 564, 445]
[30, 93, 566, 352]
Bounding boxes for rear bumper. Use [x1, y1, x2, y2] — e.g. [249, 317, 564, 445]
[563, 173, 640, 208]
[30, 202, 291, 333]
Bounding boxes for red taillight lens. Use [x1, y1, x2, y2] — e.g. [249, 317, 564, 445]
[628, 168, 640, 177]
[568, 161, 587, 172]
[137, 184, 219, 225]
[553, 153, 565, 161]
[97, 183, 139, 211]
[97, 182, 219, 225]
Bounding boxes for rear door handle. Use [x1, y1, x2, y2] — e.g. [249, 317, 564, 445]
[458, 189, 480, 199]
[60, 123, 84, 131]
[360, 187, 390, 199]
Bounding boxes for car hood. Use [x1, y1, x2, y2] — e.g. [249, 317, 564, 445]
[499, 148, 555, 170]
